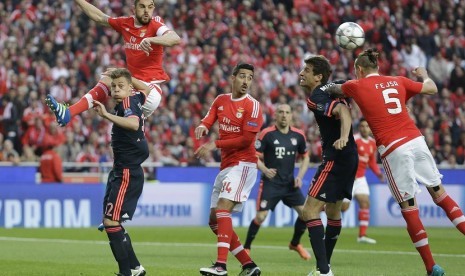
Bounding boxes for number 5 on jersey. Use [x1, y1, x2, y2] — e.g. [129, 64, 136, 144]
[382, 88, 402, 114]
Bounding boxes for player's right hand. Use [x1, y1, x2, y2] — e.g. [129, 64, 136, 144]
[412, 67, 428, 79]
[140, 38, 153, 56]
[333, 137, 348, 150]
[264, 168, 277, 179]
[195, 125, 208, 140]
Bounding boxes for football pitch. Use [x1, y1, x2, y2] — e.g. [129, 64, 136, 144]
[0, 227, 462, 276]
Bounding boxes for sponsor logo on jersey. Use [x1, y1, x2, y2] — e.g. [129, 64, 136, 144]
[122, 213, 130, 219]
[124, 36, 143, 51]
[290, 138, 297, 146]
[273, 139, 280, 144]
[124, 108, 133, 117]
[219, 123, 241, 133]
[320, 193, 326, 199]
[236, 107, 244, 118]
[218, 106, 224, 111]
[247, 121, 258, 127]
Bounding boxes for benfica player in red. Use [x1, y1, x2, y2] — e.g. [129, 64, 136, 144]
[330, 48, 465, 276]
[195, 63, 263, 276]
[46, 0, 180, 126]
[341, 118, 384, 244]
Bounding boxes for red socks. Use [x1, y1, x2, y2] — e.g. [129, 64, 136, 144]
[434, 192, 465, 234]
[358, 208, 370, 237]
[209, 216, 252, 266]
[401, 208, 435, 273]
[69, 81, 110, 116]
[215, 210, 233, 264]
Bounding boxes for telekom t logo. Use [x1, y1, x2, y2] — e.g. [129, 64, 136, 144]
[275, 147, 285, 159]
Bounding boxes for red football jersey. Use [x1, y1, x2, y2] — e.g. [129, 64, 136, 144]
[354, 133, 381, 178]
[108, 16, 170, 82]
[342, 74, 423, 157]
[201, 94, 263, 170]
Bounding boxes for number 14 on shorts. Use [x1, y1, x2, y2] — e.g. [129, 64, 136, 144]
[221, 182, 232, 193]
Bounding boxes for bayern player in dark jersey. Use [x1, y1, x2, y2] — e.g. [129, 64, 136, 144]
[299, 55, 358, 276]
[93, 68, 149, 276]
[243, 103, 311, 261]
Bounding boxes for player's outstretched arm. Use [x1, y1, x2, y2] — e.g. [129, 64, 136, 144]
[140, 30, 181, 51]
[326, 84, 346, 98]
[412, 67, 438, 95]
[75, 0, 110, 27]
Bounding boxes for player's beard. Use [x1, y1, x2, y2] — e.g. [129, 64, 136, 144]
[136, 14, 150, 25]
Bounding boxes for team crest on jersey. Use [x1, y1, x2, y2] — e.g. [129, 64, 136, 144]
[290, 138, 297, 146]
[317, 103, 324, 111]
[236, 107, 244, 118]
[140, 29, 146, 37]
[255, 140, 261, 149]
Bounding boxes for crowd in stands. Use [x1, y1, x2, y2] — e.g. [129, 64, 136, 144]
[1, 0, 465, 170]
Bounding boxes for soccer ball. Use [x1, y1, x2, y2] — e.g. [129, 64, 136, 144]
[335, 22, 365, 50]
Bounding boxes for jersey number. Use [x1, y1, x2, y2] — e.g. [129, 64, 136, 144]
[382, 89, 402, 114]
[221, 181, 232, 193]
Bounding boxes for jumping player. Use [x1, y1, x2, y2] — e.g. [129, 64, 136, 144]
[46, 0, 180, 126]
[329, 48, 465, 276]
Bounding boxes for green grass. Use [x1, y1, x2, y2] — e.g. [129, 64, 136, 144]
[0, 227, 463, 275]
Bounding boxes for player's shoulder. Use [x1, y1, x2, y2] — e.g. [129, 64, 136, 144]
[259, 126, 276, 139]
[290, 126, 306, 138]
[112, 16, 133, 22]
[245, 94, 260, 104]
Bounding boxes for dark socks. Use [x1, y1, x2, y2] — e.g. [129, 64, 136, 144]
[325, 219, 342, 265]
[307, 219, 329, 274]
[244, 219, 261, 249]
[290, 218, 307, 246]
[106, 225, 131, 276]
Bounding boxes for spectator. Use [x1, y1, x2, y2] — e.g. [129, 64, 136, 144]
[39, 141, 63, 183]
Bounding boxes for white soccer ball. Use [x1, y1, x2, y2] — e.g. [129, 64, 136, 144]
[335, 22, 365, 50]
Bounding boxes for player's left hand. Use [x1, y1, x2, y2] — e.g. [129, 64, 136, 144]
[333, 137, 348, 150]
[93, 100, 108, 118]
[194, 142, 216, 159]
[294, 176, 303, 188]
[140, 38, 153, 56]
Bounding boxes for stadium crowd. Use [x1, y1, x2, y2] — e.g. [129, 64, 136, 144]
[1, 0, 465, 170]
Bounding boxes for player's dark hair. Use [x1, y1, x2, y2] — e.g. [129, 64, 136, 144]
[303, 55, 332, 84]
[232, 63, 254, 76]
[110, 68, 132, 83]
[355, 48, 379, 69]
[134, 0, 156, 7]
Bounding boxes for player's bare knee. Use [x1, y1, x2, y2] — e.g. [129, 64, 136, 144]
[341, 203, 350, 212]
[255, 211, 268, 223]
[103, 218, 120, 227]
